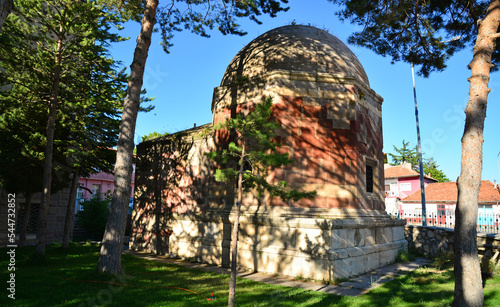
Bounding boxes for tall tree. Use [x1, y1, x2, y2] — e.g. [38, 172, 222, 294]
[57, 55, 128, 249]
[98, 0, 159, 275]
[389, 140, 450, 182]
[389, 140, 418, 166]
[98, 0, 290, 275]
[424, 157, 450, 183]
[0, 0, 128, 256]
[330, 0, 500, 305]
[206, 97, 315, 307]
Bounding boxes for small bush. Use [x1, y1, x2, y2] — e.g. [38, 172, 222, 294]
[434, 251, 454, 270]
[75, 195, 110, 240]
[396, 248, 416, 263]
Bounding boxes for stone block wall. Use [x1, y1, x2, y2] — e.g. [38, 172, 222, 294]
[404, 225, 454, 258]
[132, 124, 225, 254]
[133, 205, 407, 280]
[0, 187, 71, 245]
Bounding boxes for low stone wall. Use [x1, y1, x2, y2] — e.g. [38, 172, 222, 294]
[477, 233, 500, 249]
[404, 225, 500, 258]
[404, 225, 454, 258]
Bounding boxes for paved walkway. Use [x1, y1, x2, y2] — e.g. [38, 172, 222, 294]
[124, 250, 431, 297]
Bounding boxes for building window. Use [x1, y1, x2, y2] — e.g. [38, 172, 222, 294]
[92, 184, 101, 199]
[366, 164, 374, 193]
[365, 156, 378, 195]
[76, 188, 83, 200]
[400, 182, 412, 192]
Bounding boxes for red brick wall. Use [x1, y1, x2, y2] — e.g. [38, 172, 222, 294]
[210, 93, 384, 210]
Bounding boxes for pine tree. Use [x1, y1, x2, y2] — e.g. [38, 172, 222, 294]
[0, 0, 128, 255]
[98, 0, 290, 275]
[389, 140, 418, 166]
[424, 157, 450, 183]
[206, 97, 315, 307]
[389, 140, 450, 182]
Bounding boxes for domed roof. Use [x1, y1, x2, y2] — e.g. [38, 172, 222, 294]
[220, 25, 369, 86]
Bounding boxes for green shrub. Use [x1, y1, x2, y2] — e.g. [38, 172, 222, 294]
[434, 251, 454, 270]
[396, 248, 416, 263]
[75, 195, 110, 240]
[395, 249, 408, 263]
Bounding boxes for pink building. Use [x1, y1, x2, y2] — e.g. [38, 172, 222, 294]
[384, 163, 437, 213]
[76, 165, 135, 212]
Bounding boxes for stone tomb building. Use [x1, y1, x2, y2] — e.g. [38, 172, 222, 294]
[131, 25, 406, 280]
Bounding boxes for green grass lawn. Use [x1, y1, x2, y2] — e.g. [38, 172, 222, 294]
[1, 243, 499, 306]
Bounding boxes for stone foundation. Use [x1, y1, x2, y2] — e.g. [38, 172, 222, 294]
[131, 207, 407, 280]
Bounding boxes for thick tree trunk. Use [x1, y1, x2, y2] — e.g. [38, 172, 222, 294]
[453, 1, 500, 306]
[19, 191, 32, 248]
[35, 32, 62, 257]
[0, 0, 13, 32]
[97, 0, 158, 274]
[63, 168, 79, 249]
[228, 142, 246, 307]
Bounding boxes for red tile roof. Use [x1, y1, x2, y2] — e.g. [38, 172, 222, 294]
[384, 164, 437, 181]
[402, 180, 500, 203]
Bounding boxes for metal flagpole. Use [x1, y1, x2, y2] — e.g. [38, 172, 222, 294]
[411, 62, 427, 226]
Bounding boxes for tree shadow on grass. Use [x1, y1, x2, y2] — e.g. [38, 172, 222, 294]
[328, 270, 454, 307]
[5, 245, 498, 307]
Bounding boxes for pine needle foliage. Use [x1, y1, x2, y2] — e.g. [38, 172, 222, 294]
[206, 97, 316, 202]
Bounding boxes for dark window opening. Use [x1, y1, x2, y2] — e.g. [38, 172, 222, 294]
[16, 203, 40, 234]
[366, 164, 374, 193]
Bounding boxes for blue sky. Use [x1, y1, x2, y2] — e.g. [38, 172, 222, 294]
[109, 0, 500, 184]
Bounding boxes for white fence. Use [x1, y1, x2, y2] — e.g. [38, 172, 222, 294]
[387, 209, 500, 234]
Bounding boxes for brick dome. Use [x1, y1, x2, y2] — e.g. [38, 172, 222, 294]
[220, 25, 369, 87]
